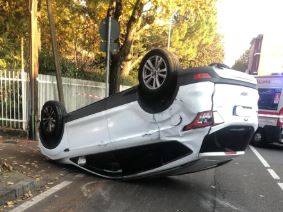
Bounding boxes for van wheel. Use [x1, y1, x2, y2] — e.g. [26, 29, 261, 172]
[39, 101, 66, 149]
[138, 48, 179, 113]
[251, 129, 265, 147]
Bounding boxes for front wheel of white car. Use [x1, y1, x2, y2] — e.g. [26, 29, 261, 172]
[138, 48, 179, 113]
[39, 101, 66, 149]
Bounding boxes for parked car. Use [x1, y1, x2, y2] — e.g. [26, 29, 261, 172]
[251, 75, 283, 146]
[39, 48, 258, 179]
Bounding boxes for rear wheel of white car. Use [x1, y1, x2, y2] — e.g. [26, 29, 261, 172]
[39, 101, 66, 149]
[138, 48, 179, 113]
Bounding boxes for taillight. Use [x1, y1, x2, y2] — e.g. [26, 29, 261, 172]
[193, 73, 211, 80]
[183, 111, 224, 131]
[277, 108, 283, 127]
[183, 111, 214, 131]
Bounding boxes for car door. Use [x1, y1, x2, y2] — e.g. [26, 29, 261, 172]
[66, 98, 111, 153]
[105, 89, 159, 149]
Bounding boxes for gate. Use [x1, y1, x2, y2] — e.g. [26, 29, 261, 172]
[0, 70, 27, 130]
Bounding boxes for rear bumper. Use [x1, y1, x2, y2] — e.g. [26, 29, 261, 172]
[200, 125, 255, 152]
[177, 152, 244, 174]
[142, 152, 244, 177]
[164, 126, 254, 176]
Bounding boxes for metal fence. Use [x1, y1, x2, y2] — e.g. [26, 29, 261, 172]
[38, 74, 129, 113]
[0, 70, 129, 130]
[0, 70, 27, 130]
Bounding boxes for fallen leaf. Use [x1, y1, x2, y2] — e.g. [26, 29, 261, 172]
[6, 201, 14, 207]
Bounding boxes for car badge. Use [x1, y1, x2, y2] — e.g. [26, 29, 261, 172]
[241, 92, 248, 96]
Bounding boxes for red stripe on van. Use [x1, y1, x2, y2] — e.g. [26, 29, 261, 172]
[258, 111, 278, 115]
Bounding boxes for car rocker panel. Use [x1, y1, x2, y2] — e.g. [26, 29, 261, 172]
[39, 48, 258, 179]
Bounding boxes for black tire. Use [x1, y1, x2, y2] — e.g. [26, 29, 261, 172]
[39, 101, 66, 149]
[250, 128, 265, 147]
[138, 48, 179, 113]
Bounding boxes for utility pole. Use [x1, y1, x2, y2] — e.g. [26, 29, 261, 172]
[105, 17, 112, 97]
[29, 0, 39, 140]
[46, 0, 65, 105]
[167, 20, 172, 50]
[167, 13, 175, 50]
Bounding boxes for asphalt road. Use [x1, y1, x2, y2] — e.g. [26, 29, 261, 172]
[12, 146, 283, 212]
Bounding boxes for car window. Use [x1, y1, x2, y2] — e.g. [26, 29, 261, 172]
[258, 88, 282, 110]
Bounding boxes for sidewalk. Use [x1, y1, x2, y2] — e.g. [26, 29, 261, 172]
[0, 136, 73, 210]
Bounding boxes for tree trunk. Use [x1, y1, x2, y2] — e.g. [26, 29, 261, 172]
[29, 0, 40, 140]
[108, 0, 143, 95]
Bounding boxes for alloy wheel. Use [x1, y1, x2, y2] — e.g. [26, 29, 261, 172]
[142, 55, 168, 90]
[42, 106, 56, 134]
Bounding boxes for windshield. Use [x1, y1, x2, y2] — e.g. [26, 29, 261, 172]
[258, 88, 282, 110]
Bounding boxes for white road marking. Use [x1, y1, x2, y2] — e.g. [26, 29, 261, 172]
[204, 194, 241, 211]
[10, 181, 72, 212]
[278, 183, 283, 191]
[249, 146, 270, 168]
[267, 169, 280, 180]
[250, 146, 283, 191]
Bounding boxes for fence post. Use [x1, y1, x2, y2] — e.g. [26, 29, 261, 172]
[21, 71, 27, 130]
[0, 71, 3, 127]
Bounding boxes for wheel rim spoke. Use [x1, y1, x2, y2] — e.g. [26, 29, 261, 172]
[145, 77, 153, 84]
[155, 56, 162, 69]
[158, 73, 166, 78]
[144, 64, 153, 72]
[156, 76, 161, 87]
[146, 60, 155, 71]
[144, 71, 152, 79]
[153, 78, 157, 89]
[158, 68, 167, 73]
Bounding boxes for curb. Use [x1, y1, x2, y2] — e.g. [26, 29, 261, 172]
[0, 128, 27, 139]
[0, 178, 39, 206]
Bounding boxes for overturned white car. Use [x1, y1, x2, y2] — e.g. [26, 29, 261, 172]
[39, 48, 258, 179]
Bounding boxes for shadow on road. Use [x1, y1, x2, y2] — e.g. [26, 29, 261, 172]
[254, 143, 283, 151]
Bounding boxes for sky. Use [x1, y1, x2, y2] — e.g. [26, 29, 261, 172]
[217, 0, 283, 66]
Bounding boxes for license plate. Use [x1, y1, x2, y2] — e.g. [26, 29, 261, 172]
[233, 106, 253, 117]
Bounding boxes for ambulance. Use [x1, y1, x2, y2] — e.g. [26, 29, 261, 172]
[252, 75, 283, 146]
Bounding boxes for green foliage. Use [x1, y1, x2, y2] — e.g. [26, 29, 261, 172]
[232, 49, 250, 72]
[0, 0, 29, 69]
[0, 0, 224, 85]
[39, 51, 105, 82]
